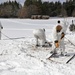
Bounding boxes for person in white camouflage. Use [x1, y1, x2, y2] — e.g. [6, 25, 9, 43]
[33, 28, 51, 47]
[0, 21, 3, 40]
[52, 20, 66, 56]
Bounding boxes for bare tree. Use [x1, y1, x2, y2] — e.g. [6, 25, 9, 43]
[72, 8, 75, 17]
[18, 5, 39, 18]
[61, 7, 67, 17]
[0, 5, 13, 17]
[18, 6, 28, 18]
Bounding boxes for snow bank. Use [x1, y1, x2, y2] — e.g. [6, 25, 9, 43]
[0, 18, 75, 75]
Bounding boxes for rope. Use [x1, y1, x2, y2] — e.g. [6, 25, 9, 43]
[65, 36, 75, 47]
[1, 32, 12, 40]
[1, 32, 32, 40]
[0, 32, 25, 55]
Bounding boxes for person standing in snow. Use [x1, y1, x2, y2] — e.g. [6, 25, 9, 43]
[52, 20, 65, 56]
[33, 28, 51, 47]
[0, 21, 3, 40]
[69, 20, 75, 31]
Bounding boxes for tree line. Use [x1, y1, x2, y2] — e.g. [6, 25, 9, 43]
[0, 0, 75, 18]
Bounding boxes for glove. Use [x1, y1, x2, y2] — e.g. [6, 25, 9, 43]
[55, 40, 59, 48]
[55, 42, 59, 48]
[61, 32, 65, 39]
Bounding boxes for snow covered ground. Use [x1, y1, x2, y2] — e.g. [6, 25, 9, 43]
[0, 17, 75, 75]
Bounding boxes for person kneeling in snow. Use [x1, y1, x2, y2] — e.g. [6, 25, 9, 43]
[33, 28, 51, 47]
[52, 20, 65, 56]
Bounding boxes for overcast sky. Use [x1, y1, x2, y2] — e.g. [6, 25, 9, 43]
[0, 0, 66, 5]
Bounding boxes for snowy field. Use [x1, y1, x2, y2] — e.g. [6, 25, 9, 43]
[0, 17, 75, 75]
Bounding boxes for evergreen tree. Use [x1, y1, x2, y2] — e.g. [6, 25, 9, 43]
[41, 2, 49, 15]
[24, 0, 32, 6]
[0, 0, 21, 18]
[0, 0, 75, 18]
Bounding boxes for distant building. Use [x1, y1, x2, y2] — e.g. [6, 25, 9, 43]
[31, 15, 49, 19]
